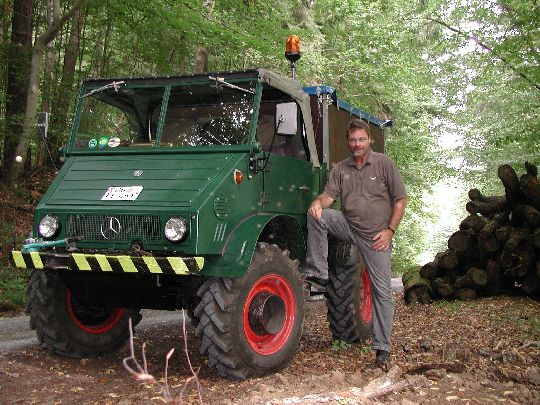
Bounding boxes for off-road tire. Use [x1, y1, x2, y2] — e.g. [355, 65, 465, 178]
[27, 270, 141, 358]
[194, 243, 305, 380]
[326, 238, 373, 342]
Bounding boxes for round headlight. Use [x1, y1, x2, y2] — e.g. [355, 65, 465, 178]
[39, 214, 59, 238]
[164, 217, 188, 242]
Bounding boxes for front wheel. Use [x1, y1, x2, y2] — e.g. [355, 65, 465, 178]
[194, 243, 305, 380]
[27, 270, 141, 358]
[326, 239, 373, 342]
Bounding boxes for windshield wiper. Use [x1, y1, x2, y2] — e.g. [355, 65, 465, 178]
[208, 76, 255, 95]
[81, 81, 126, 99]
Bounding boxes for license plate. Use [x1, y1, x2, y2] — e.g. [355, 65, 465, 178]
[101, 186, 143, 201]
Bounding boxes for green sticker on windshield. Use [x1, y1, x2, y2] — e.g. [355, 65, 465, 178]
[98, 136, 109, 148]
[88, 139, 97, 148]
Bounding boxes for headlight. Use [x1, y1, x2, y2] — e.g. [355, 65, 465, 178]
[39, 214, 59, 238]
[164, 217, 188, 242]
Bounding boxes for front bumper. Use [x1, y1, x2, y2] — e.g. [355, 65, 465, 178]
[11, 251, 204, 275]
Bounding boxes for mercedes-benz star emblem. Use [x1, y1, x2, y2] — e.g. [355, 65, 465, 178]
[100, 217, 121, 240]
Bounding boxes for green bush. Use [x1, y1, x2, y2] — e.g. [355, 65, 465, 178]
[0, 263, 27, 311]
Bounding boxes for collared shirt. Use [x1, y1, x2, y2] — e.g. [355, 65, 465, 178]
[323, 150, 407, 238]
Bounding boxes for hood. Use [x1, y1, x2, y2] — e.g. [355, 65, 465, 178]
[41, 152, 240, 210]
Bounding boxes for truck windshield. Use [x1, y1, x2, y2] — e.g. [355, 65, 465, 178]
[160, 81, 255, 146]
[73, 79, 256, 150]
[75, 86, 165, 149]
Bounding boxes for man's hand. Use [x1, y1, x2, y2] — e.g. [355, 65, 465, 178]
[307, 199, 323, 220]
[372, 229, 394, 251]
[307, 194, 335, 221]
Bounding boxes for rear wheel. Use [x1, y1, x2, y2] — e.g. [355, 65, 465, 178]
[326, 239, 373, 342]
[27, 270, 141, 358]
[194, 243, 304, 380]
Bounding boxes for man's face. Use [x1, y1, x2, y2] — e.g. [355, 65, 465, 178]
[347, 128, 371, 159]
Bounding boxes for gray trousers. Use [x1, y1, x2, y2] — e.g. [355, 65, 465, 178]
[305, 209, 394, 352]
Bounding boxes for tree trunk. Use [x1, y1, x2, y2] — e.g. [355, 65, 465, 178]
[52, 8, 81, 148]
[448, 230, 476, 255]
[1, 0, 35, 179]
[432, 277, 453, 298]
[498, 164, 523, 209]
[465, 198, 507, 217]
[419, 261, 438, 280]
[6, 0, 86, 182]
[459, 214, 487, 233]
[37, 0, 57, 168]
[194, 46, 208, 73]
[520, 173, 540, 211]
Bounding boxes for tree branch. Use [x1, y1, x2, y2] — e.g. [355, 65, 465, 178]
[427, 17, 540, 92]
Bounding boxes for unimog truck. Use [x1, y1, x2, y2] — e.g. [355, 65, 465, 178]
[11, 63, 391, 379]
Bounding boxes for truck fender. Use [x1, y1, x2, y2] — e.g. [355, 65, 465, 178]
[201, 214, 289, 278]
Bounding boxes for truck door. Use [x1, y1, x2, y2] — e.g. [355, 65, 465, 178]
[257, 101, 317, 217]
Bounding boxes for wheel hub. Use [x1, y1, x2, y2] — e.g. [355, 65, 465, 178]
[248, 291, 285, 335]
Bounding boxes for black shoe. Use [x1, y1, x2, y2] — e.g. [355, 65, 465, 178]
[375, 350, 391, 368]
[304, 275, 328, 288]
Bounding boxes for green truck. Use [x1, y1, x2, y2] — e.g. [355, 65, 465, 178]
[12, 68, 391, 380]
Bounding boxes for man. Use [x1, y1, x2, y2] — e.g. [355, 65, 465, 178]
[304, 118, 408, 367]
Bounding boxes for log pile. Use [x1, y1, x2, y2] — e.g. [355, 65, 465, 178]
[404, 162, 540, 304]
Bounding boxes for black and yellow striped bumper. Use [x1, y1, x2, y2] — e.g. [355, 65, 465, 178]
[11, 251, 204, 275]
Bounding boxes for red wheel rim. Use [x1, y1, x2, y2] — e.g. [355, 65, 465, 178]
[360, 269, 373, 324]
[67, 289, 125, 334]
[243, 274, 296, 355]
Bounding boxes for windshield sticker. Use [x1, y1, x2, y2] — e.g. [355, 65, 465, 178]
[98, 136, 109, 148]
[88, 139, 97, 148]
[108, 137, 121, 147]
[101, 186, 143, 201]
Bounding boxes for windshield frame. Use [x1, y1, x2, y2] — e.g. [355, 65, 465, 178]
[68, 75, 262, 155]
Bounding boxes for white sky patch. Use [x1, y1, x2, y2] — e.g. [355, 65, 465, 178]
[417, 177, 468, 264]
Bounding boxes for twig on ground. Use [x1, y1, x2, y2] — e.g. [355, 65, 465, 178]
[122, 312, 203, 404]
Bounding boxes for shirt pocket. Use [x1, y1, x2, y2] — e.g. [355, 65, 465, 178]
[364, 177, 388, 198]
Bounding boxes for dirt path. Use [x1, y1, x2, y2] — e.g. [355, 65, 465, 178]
[1, 295, 539, 404]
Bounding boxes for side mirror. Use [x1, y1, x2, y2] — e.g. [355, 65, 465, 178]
[275, 102, 297, 136]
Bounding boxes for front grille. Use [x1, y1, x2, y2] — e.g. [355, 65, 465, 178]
[66, 214, 162, 244]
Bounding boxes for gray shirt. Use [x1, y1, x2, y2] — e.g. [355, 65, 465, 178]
[323, 151, 407, 238]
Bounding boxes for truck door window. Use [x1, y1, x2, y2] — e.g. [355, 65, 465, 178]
[257, 101, 308, 160]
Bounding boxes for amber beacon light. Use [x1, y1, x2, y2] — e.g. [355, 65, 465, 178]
[285, 35, 302, 78]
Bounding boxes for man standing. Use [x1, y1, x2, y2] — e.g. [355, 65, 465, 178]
[304, 118, 408, 367]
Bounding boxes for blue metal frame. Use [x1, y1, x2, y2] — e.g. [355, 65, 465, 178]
[303, 86, 392, 128]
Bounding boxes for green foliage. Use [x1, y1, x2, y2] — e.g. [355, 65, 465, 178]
[331, 339, 353, 350]
[0, 265, 27, 311]
[433, 300, 462, 312]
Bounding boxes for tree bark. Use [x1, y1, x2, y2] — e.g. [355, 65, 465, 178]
[1, 0, 35, 179]
[498, 164, 524, 209]
[465, 198, 507, 216]
[459, 214, 487, 233]
[520, 173, 540, 211]
[432, 277, 453, 298]
[52, 8, 81, 148]
[6, 0, 86, 182]
[448, 230, 476, 255]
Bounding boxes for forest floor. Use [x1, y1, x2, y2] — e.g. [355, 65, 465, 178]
[0, 297, 539, 404]
[1, 173, 540, 404]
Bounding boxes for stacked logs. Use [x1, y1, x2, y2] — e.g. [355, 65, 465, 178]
[404, 162, 540, 304]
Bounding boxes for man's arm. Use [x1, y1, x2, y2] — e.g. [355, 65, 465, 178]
[372, 196, 409, 251]
[307, 193, 335, 220]
[388, 196, 408, 232]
